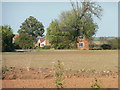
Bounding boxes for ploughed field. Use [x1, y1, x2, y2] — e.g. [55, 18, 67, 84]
[2, 50, 118, 71]
[2, 50, 118, 88]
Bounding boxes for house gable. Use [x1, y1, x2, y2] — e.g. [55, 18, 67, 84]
[77, 36, 89, 50]
[12, 34, 19, 43]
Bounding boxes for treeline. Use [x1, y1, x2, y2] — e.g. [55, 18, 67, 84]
[1, 25, 119, 52]
[0, 25, 14, 52]
[1, 16, 45, 52]
[90, 37, 119, 50]
[1, 1, 118, 51]
[1, 1, 103, 51]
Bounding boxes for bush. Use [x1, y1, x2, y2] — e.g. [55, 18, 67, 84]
[42, 46, 51, 49]
[101, 44, 112, 50]
[89, 44, 102, 50]
[13, 43, 21, 49]
[14, 33, 35, 49]
[56, 44, 67, 49]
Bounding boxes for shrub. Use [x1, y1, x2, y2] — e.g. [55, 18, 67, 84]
[14, 33, 35, 49]
[89, 44, 102, 50]
[13, 43, 21, 49]
[56, 43, 67, 49]
[55, 41, 75, 49]
[42, 46, 51, 49]
[101, 44, 112, 50]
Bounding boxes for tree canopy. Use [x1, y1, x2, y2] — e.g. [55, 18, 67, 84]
[1, 25, 14, 52]
[15, 16, 44, 49]
[15, 33, 35, 49]
[18, 16, 44, 37]
[46, 20, 73, 49]
[46, 1, 103, 49]
[69, 1, 102, 37]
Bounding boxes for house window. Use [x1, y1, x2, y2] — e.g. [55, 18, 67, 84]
[79, 42, 84, 47]
[41, 44, 44, 47]
[79, 36, 84, 40]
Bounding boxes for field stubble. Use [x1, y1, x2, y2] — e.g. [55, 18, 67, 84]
[2, 50, 118, 88]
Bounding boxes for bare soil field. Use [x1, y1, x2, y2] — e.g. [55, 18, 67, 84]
[2, 77, 118, 88]
[2, 50, 118, 88]
[2, 50, 118, 71]
[2, 67, 118, 88]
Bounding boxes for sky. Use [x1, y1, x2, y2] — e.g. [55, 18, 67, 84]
[1, 2, 118, 37]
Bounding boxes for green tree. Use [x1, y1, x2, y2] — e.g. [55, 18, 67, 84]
[15, 33, 34, 49]
[1, 25, 14, 52]
[46, 20, 72, 49]
[70, 1, 102, 38]
[59, 9, 98, 41]
[18, 16, 44, 37]
[16, 16, 44, 49]
[47, 1, 102, 49]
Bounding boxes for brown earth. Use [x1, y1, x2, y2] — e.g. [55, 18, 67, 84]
[2, 67, 118, 88]
[2, 50, 118, 88]
[2, 77, 118, 88]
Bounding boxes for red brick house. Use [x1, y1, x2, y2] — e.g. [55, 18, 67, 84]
[77, 36, 89, 50]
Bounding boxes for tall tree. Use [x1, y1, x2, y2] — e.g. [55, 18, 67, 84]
[59, 9, 98, 41]
[1, 25, 14, 52]
[70, 0, 103, 37]
[16, 16, 44, 49]
[47, 0, 103, 49]
[18, 16, 44, 37]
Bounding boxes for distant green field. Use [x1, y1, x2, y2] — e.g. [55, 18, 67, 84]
[2, 50, 118, 71]
[93, 37, 117, 41]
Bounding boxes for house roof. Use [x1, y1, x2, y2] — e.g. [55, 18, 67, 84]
[40, 38, 46, 43]
[37, 36, 45, 39]
[13, 35, 19, 38]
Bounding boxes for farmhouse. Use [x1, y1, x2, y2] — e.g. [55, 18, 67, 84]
[35, 37, 51, 47]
